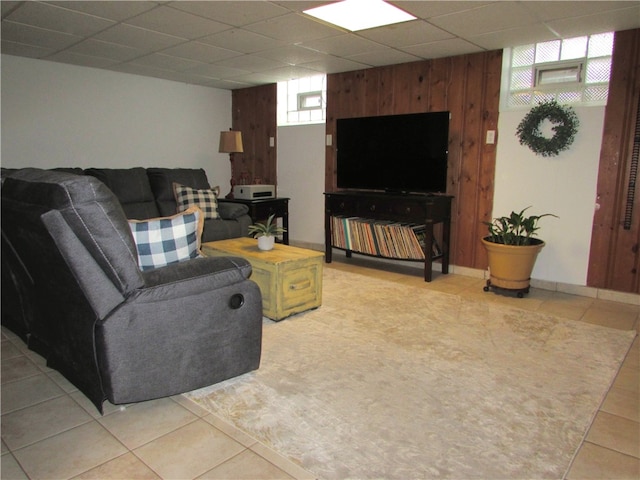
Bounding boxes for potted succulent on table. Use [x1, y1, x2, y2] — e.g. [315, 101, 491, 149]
[248, 214, 287, 251]
[481, 207, 557, 297]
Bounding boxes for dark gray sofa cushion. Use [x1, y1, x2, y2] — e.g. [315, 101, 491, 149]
[147, 167, 212, 217]
[85, 167, 160, 220]
[7, 168, 144, 293]
[146, 167, 251, 242]
[218, 202, 251, 219]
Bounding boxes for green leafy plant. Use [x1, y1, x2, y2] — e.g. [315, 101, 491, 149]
[247, 214, 287, 238]
[484, 207, 557, 245]
[516, 99, 579, 157]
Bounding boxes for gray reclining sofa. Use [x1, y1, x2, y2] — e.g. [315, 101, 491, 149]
[1, 168, 262, 413]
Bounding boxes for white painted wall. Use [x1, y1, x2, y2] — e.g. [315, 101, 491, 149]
[276, 124, 326, 247]
[493, 106, 605, 286]
[1, 55, 233, 187]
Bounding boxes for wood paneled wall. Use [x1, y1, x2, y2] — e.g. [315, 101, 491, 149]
[232, 84, 277, 186]
[325, 51, 503, 269]
[587, 28, 640, 293]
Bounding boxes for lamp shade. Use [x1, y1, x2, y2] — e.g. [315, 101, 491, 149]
[219, 131, 243, 153]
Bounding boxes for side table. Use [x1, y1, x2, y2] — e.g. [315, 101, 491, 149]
[219, 197, 290, 245]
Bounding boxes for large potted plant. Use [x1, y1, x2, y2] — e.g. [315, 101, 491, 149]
[248, 214, 287, 251]
[481, 207, 556, 297]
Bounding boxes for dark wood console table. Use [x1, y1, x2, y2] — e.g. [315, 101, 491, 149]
[219, 197, 289, 245]
[324, 191, 452, 282]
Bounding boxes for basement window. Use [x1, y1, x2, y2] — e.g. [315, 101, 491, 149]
[298, 91, 323, 111]
[278, 75, 327, 126]
[503, 32, 613, 109]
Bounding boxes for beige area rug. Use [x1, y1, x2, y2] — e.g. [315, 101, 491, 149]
[187, 268, 636, 479]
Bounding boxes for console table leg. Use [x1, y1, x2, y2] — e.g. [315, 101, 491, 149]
[442, 219, 451, 274]
[424, 222, 434, 282]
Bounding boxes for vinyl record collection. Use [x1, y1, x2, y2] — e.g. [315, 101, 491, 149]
[330, 216, 442, 260]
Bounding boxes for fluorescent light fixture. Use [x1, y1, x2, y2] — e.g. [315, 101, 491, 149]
[304, 0, 416, 32]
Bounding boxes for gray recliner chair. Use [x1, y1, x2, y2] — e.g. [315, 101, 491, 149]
[1, 169, 262, 413]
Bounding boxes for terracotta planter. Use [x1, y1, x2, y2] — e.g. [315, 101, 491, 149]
[481, 237, 545, 291]
[257, 235, 275, 251]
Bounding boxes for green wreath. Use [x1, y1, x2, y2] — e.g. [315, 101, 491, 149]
[516, 100, 579, 157]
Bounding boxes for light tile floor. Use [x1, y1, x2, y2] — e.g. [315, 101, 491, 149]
[2, 259, 638, 479]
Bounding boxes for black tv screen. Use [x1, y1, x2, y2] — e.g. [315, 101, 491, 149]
[336, 111, 449, 194]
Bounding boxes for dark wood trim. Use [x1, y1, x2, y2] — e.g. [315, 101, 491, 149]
[587, 28, 640, 293]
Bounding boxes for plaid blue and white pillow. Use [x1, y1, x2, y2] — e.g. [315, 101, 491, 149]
[129, 206, 204, 271]
[173, 182, 220, 219]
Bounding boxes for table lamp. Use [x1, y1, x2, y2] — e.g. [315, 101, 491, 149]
[219, 130, 243, 199]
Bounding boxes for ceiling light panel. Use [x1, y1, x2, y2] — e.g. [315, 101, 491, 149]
[304, 0, 416, 32]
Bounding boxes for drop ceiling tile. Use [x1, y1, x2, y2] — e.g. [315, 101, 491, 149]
[214, 53, 288, 72]
[258, 64, 323, 81]
[224, 71, 276, 84]
[5, 2, 115, 37]
[357, 19, 455, 48]
[347, 48, 422, 67]
[401, 37, 485, 59]
[106, 62, 185, 81]
[46, 50, 119, 68]
[299, 56, 371, 75]
[547, 5, 640, 38]
[124, 5, 230, 40]
[132, 53, 208, 72]
[271, 1, 333, 13]
[67, 38, 144, 61]
[198, 28, 285, 54]
[301, 34, 387, 57]
[202, 77, 256, 90]
[258, 44, 327, 65]
[2, 0, 639, 90]
[1, 40, 55, 59]
[154, 70, 207, 84]
[393, 1, 494, 19]
[520, 1, 637, 22]
[44, 1, 159, 22]
[184, 63, 250, 79]
[231, 66, 316, 84]
[245, 12, 342, 43]
[1, 21, 82, 51]
[167, 1, 290, 27]
[468, 24, 559, 51]
[428, 2, 538, 37]
[1, 2, 21, 16]
[161, 40, 242, 63]
[93, 23, 186, 52]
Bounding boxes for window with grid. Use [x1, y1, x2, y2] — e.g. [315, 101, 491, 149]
[504, 32, 614, 109]
[277, 75, 327, 126]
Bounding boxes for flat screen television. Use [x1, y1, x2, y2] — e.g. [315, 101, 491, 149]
[336, 111, 449, 194]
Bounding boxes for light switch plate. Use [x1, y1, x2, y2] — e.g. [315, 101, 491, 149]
[486, 130, 496, 144]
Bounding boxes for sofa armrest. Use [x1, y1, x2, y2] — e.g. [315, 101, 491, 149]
[140, 256, 252, 292]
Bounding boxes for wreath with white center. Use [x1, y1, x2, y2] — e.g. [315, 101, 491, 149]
[516, 100, 579, 157]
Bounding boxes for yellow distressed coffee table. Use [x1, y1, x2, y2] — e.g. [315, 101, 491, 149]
[202, 237, 323, 321]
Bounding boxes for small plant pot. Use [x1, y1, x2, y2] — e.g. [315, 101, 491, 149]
[482, 237, 545, 291]
[257, 235, 275, 251]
